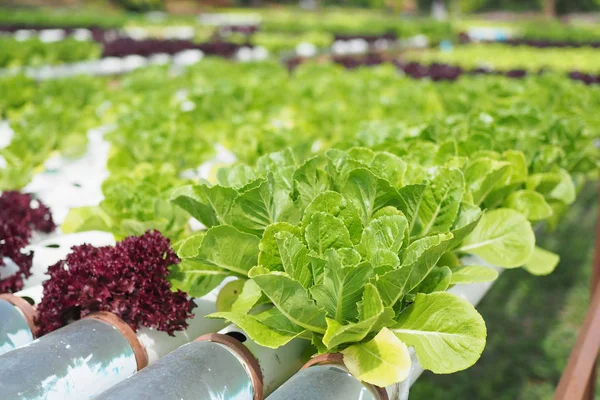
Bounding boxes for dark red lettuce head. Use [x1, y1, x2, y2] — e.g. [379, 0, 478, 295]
[35, 230, 195, 336]
[0, 190, 53, 294]
[0, 191, 56, 234]
[0, 221, 34, 293]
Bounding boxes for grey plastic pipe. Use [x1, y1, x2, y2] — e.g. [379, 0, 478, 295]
[0, 294, 36, 356]
[95, 323, 310, 400]
[0, 312, 145, 400]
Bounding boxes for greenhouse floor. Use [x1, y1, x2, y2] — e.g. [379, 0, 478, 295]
[412, 182, 600, 400]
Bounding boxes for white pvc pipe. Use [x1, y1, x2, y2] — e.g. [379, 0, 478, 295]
[96, 322, 309, 400]
[95, 339, 254, 400]
[219, 324, 309, 396]
[0, 296, 35, 355]
[0, 317, 139, 399]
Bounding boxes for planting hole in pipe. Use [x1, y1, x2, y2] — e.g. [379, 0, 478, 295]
[44, 244, 60, 248]
[72, 182, 82, 188]
[226, 331, 247, 343]
[21, 296, 35, 305]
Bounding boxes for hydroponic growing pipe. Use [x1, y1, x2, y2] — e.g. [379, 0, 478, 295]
[0, 289, 226, 398]
[0, 312, 143, 399]
[267, 354, 395, 400]
[0, 293, 36, 355]
[95, 323, 309, 400]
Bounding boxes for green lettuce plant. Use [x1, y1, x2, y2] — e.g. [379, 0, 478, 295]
[170, 147, 562, 387]
[0, 75, 105, 191]
[63, 163, 190, 240]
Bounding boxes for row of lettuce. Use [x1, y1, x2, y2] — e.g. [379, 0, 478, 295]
[405, 43, 600, 74]
[0, 7, 450, 40]
[4, 6, 600, 42]
[1, 59, 599, 387]
[4, 7, 600, 69]
[0, 37, 104, 69]
[4, 37, 600, 84]
[0, 8, 441, 68]
[3, 60, 599, 236]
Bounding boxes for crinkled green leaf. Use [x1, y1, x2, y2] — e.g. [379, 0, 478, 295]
[372, 266, 412, 307]
[325, 148, 368, 188]
[276, 231, 312, 288]
[310, 249, 373, 322]
[395, 184, 427, 233]
[256, 148, 296, 192]
[342, 168, 400, 226]
[503, 150, 528, 184]
[208, 307, 305, 348]
[370, 152, 406, 188]
[216, 164, 257, 188]
[170, 183, 237, 228]
[302, 191, 362, 244]
[401, 232, 453, 292]
[251, 271, 327, 333]
[293, 156, 330, 209]
[532, 145, 565, 174]
[412, 266, 452, 294]
[169, 259, 228, 298]
[372, 249, 400, 271]
[337, 248, 362, 266]
[322, 283, 393, 349]
[348, 147, 376, 164]
[258, 222, 302, 272]
[404, 164, 428, 185]
[194, 225, 260, 276]
[447, 202, 483, 250]
[358, 214, 408, 258]
[305, 212, 353, 257]
[231, 176, 300, 235]
[464, 158, 511, 206]
[309, 255, 327, 285]
[373, 206, 404, 219]
[119, 218, 172, 239]
[504, 190, 553, 221]
[527, 169, 576, 206]
[175, 232, 205, 259]
[418, 167, 464, 236]
[434, 139, 458, 165]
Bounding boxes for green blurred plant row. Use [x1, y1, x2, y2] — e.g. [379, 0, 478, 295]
[0, 37, 103, 69]
[4, 5, 600, 67]
[405, 43, 600, 73]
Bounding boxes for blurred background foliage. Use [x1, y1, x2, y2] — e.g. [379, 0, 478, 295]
[3, 0, 600, 15]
